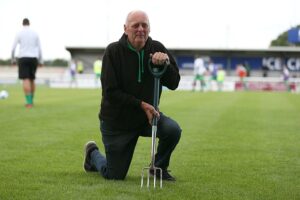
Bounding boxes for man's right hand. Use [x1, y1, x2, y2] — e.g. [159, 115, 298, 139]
[141, 101, 160, 125]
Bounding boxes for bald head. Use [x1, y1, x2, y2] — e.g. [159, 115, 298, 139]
[125, 10, 150, 27]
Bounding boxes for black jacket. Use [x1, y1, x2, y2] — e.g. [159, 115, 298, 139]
[99, 34, 180, 130]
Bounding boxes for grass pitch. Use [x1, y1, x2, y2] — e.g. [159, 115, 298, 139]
[0, 85, 299, 200]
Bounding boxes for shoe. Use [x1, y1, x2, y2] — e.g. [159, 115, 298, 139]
[25, 104, 33, 108]
[150, 168, 176, 181]
[83, 141, 99, 172]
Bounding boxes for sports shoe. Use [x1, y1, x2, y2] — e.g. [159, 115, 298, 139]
[83, 141, 99, 172]
[150, 168, 176, 181]
[25, 104, 33, 108]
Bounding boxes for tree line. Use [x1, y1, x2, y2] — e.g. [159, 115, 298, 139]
[270, 25, 300, 46]
[0, 58, 69, 67]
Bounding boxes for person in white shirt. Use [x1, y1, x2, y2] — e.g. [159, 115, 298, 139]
[11, 18, 43, 108]
[192, 56, 207, 91]
[69, 59, 77, 88]
[283, 65, 290, 91]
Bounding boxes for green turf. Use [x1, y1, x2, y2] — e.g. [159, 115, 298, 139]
[0, 85, 299, 200]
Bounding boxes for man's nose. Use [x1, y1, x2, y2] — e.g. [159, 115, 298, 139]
[137, 24, 144, 30]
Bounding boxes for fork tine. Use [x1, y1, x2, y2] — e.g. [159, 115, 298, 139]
[140, 170, 144, 188]
[141, 167, 163, 188]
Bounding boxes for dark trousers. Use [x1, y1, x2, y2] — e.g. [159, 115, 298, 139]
[90, 113, 182, 180]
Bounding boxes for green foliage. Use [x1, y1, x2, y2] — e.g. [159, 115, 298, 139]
[0, 59, 68, 67]
[0, 86, 300, 200]
[43, 59, 68, 67]
[0, 59, 11, 65]
[270, 25, 300, 47]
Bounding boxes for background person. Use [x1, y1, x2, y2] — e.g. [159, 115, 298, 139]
[262, 64, 269, 77]
[208, 59, 217, 91]
[83, 10, 181, 181]
[93, 59, 102, 87]
[69, 59, 77, 88]
[236, 63, 247, 90]
[77, 60, 84, 74]
[11, 18, 43, 108]
[192, 56, 207, 92]
[244, 61, 251, 77]
[216, 65, 226, 91]
[282, 65, 290, 91]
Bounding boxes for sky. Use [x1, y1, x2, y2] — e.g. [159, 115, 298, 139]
[0, 0, 299, 60]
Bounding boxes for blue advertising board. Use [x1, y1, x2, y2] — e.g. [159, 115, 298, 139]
[176, 56, 300, 71]
[288, 28, 300, 43]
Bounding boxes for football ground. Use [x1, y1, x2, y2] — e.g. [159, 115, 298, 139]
[0, 86, 299, 200]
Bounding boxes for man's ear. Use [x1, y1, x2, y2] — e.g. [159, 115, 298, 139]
[124, 25, 128, 35]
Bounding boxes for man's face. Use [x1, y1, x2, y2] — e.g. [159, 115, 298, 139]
[124, 12, 150, 50]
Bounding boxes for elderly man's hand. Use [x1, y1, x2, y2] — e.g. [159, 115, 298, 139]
[151, 52, 169, 66]
[141, 101, 160, 125]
